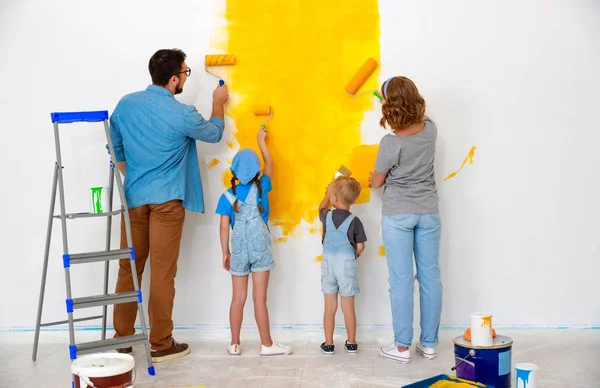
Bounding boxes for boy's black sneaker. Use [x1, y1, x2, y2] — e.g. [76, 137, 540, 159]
[320, 342, 335, 355]
[345, 340, 358, 353]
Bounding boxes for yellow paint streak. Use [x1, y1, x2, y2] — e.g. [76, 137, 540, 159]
[214, 0, 380, 235]
[481, 315, 492, 329]
[207, 158, 221, 168]
[274, 237, 288, 243]
[314, 255, 323, 262]
[226, 140, 234, 149]
[378, 245, 386, 257]
[445, 145, 476, 181]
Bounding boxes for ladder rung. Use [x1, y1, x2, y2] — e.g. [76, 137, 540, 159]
[40, 315, 103, 327]
[72, 291, 139, 310]
[69, 248, 131, 265]
[76, 334, 147, 356]
[54, 209, 124, 219]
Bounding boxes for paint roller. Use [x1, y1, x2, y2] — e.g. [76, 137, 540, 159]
[345, 58, 383, 101]
[205, 54, 237, 86]
[253, 105, 272, 130]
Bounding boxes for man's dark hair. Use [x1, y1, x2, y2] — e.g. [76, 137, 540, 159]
[148, 49, 187, 86]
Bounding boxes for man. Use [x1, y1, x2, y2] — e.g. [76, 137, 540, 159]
[109, 48, 229, 362]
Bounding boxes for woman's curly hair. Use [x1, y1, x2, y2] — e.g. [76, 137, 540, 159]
[380, 76, 426, 130]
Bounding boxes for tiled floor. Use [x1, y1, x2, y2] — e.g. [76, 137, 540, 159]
[1, 328, 598, 387]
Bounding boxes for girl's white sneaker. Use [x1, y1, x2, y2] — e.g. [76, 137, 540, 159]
[260, 341, 293, 357]
[227, 343, 241, 356]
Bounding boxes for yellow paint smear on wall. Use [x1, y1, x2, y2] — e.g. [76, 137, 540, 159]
[214, 0, 380, 235]
[207, 158, 221, 168]
[378, 245, 386, 257]
[314, 255, 323, 263]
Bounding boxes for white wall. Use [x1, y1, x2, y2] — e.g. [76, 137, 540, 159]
[1, 0, 599, 329]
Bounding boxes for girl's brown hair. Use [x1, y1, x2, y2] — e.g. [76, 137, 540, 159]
[379, 76, 426, 130]
[230, 174, 265, 213]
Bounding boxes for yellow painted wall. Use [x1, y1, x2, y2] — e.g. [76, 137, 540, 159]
[211, 0, 381, 235]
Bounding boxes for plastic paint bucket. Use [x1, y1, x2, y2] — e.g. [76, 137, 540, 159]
[470, 312, 493, 346]
[71, 353, 135, 388]
[90, 186, 110, 214]
[515, 363, 539, 388]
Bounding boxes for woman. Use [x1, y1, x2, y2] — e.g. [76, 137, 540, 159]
[369, 76, 442, 363]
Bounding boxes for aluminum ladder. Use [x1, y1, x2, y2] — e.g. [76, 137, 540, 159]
[31, 110, 155, 378]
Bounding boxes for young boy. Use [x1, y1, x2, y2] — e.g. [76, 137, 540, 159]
[318, 176, 367, 354]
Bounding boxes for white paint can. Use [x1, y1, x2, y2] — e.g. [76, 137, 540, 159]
[515, 362, 539, 388]
[71, 353, 135, 388]
[90, 186, 110, 214]
[469, 312, 493, 346]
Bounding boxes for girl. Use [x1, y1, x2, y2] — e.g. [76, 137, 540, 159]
[215, 129, 293, 357]
[369, 77, 442, 363]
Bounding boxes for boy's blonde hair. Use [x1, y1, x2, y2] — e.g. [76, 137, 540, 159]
[333, 176, 362, 206]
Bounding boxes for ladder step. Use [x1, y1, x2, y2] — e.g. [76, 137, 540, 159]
[69, 248, 132, 265]
[76, 334, 147, 356]
[72, 291, 140, 310]
[40, 315, 103, 327]
[54, 209, 124, 219]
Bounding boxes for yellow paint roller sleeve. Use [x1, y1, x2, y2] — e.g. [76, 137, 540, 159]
[253, 105, 271, 116]
[205, 54, 237, 66]
[345, 58, 378, 95]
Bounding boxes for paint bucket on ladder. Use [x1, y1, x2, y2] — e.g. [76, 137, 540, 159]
[90, 186, 110, 213]
[452, 335, 512, 388]
[470, 312, 493, 346]
[515, 363, 539, 388]
[71, 353, 135, 388]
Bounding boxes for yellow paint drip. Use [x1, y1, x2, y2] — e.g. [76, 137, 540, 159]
[481, 315, 492, 329]
[445, 145, 476, 181]
[378, 245, 386, 257]
[207, 158, 221, 168]
[226, 140, 234, 149]
[274, 237, 288, 243]
[315, 255, 323, 262]
[214, 0, 380, 235]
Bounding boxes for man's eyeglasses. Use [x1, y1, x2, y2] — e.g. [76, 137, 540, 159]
[175, 68, 191, 77]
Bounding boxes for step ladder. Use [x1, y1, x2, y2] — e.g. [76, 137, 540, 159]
[31, 111, 155, 378]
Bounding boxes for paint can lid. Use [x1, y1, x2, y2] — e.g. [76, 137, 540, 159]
[453, 334, 513, 349]
[71, 353, 134, 377]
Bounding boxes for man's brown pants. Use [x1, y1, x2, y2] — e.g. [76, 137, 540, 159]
[113, 200, 185, 351]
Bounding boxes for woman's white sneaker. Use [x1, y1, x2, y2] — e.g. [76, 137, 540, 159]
[260, 342, 293, 357]
[379, 344, 411, 363]
[227, 343, 241, 356]
[416, 343, 437, 359]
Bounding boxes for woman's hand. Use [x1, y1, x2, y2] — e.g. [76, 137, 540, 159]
[222, 252, 231, 271]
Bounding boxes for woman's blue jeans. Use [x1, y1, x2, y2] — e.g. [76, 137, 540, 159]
[382, 214, 443, 348]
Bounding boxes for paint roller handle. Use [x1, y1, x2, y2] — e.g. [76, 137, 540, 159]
[451, 349, 476, 371]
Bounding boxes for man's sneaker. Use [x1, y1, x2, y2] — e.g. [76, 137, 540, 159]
[320, 342, 335, 355]
[227, 343, 241, 356]
[416, 343, 437, 360]
[379, 344, 411, 363]
[151, 340, 190, 363]
[260, 341, 293, 357]
[345, 340, 358, 353]
[116, 347, 132, 354]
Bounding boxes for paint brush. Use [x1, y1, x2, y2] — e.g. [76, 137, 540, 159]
[333, 165, 352, 179]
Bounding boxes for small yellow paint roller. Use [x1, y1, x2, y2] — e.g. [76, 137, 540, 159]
[253, 105, 272, 130]
[345, 58, 383, 101]
[205, 54, 236, 86]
